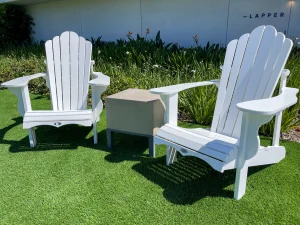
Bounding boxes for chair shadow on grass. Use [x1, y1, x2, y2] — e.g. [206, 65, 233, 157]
[1, 116, 149, 155]
[2, 116, 270, 204]
[103, 132, 272, 204]
[104, 132, 152, 163]
[0, 117, 108, 152]
[132, 154, 269, 205]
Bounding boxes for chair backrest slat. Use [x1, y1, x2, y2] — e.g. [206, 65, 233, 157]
[213, 33, 250, 133]
[70, 32, 80, 110]
[82, 41, 92, 110]
[60, 32, 71, 111]
[78, 37, 86, 109]
[45, 31, 92, 111]
[211, 39, 238, 132]
[211, 25, 293, 139]
[52, 36, 63, 110]
[45, 40, 58, 111]
[262, 39, 293, 99]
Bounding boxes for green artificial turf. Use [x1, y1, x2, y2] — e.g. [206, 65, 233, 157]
[0, 89, 299, 224]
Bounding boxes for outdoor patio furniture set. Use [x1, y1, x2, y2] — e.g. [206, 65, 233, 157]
[2, 25, 298, 200]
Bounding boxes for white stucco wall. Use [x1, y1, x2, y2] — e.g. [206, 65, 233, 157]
[227, 0, 292, 41]
[141, 0, 229, 46]
[27, 0, 300, 46]
[288, 0, 300, 38]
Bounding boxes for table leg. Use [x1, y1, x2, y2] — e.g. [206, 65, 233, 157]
[148, 136, 155, 158]
[107, 129, 113, 149]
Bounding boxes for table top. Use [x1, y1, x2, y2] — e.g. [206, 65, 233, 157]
[106, 88, 161, 102]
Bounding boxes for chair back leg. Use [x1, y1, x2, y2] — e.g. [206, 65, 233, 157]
[93, 122, 98, 144]
[148, 136, 155, 158]
[166, 146, 177, 166]
[28, 128, 36, 147]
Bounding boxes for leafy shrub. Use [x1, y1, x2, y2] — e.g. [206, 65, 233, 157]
[0, 32, 299, 138]
[0, 4, 34, 49]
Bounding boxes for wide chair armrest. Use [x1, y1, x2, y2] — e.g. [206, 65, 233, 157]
[237, 87, 299, 115]
[1, 73, 47, 88]
[150, 79, 220, 95]
[1, 73, 46, 117]
[150, 79, 219, 126]
[89, 72, 110, 87]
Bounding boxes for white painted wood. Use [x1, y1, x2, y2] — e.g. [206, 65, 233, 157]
[89, 72, 110, 86]
[1, 31, 110, 147]
[154, 136, 225, 172]
[45, 40, 59, 111]
[231, 26, 277, 137]
[234, 164, 248, 200]
[216, 33, 250, 134]
[6, 87, 31, 117]
[77, 37, 86, 109]
[273, 70, 290, 146]
[222, 25, 266, 137]
[211, 39, 238, 132]
[166, 146, 177, 166]
[52, 36, 63, 110]
[24, 110, 92, 120]
[247, 146, 286, 167]
[262, 38, 293, 98]
[91, 83, 108, 144]
[151, 26, 298, 200]
[28, 128, 36, 148]
[70, 32, 79, 110]
[82, 41, 92, 110]
[91, 86, 105, 125]
[157, 130, 230, 161]
[237, 87, 298, 115]
[254, 33, 285, 100]
[161, 124, 237, 152]
[188, 126, 237, 144]
[24, 120, 92, 129]
[150, 80, 219, 95]
[23, 109, 93, 129]
[60, 31, 71, 111]
[4, 85, 37, 147]
[160, 94, 178, 126]
[93, 121, 98, 144]
[233, 112, 272, 199]
[157, 126, 236, 161]
[1, 73, 46, 88]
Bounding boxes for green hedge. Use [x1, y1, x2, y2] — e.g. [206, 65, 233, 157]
[0, 33, 299, 136]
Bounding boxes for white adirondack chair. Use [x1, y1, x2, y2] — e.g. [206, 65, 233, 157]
[150, 25, 299, 200]
[1, 31, 110, 147]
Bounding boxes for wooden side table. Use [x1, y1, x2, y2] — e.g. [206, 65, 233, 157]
[106, 88, 165, 157]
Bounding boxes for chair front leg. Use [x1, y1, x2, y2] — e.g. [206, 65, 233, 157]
[160, 93, 178, 126]
[8, 86, 32, 117]
[8, 86, 36, 147]
[234, 112, 273, 200]
[91, 85, 108, 144]
[28, 128, 37, 147]
[160, 93, 179, 164]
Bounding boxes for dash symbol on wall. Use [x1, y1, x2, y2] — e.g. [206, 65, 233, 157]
[243, 12, 285, 19]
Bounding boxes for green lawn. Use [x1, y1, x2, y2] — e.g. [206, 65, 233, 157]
[0, 89, 299, 224]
